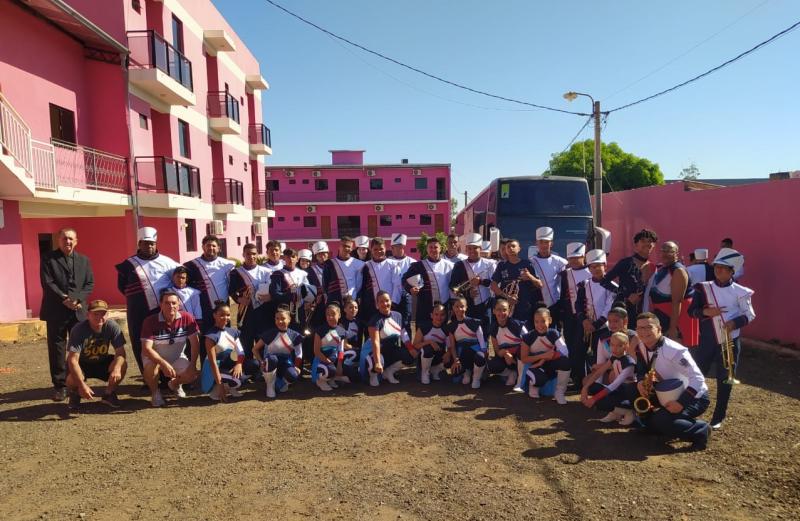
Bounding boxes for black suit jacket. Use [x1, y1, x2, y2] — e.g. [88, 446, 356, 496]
[40, 249, 94, 322]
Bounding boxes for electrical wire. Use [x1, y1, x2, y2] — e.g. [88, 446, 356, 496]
[558, 116, 593, 155]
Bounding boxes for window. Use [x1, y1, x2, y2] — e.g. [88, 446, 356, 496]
[337, 215, 361, 237]
[178, 119, 190, 158]
[370, 179, 383, 190]
[278, 216, 286, 222]
[395, 215, 402, 220]
[49, 104, 76, 143]
[171, 16, 184, 52]
[185, 219, 197, 251]
[256, 236, 263, 253]
[228, 155, 233, 165]
[409, 214, 416, 219]
[301, 179, 309, 185]
[315, 179, 328, 191]
[138, 113, 148, 129]
[288, 179, 296, 185]
[244, 162, 248, 172]
[266, 180, 279, 191]
[379, 215, 392, 227]
[304, 216, 317, 227]
[268, 217, 274, 228]
[132, 0, 141, 13]
[293, 216, 300, 221]
[420, 214, 432, 225]
[415, 178, 428, 190]
[395, 177, 402, 183]
[237, 236, 242, 247]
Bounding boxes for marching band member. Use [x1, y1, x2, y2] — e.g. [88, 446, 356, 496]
[201, 301, 258, 402]
[297, 249, 313, 271]
[603, 229, 657, 321]
[353, 235, 371, 261]
[444, 233, 467, 263]
[519, 308, 571, 403]
[490, 238, 544, 322]
[323, 236, 364, 306]
[633, 312, 711, 450]
[688, 248, 755, 430]
[581, 331, 636, 424]
[359, 237, 401, 323]
[558, 242, 591, 387]
[184, 234, 236, 338]
[575, 249, 619, 383]
[253, 307, 303, 398]
[593, 307, 638, 369]
[527, 227, 568, 319]
[168, 266, 203, 324]
[487, 298, 528, 387]
[228, 243, 271, 357]
[402, 238, 454, 325]
[446, 296, 487, 388]
[269, 248, 311, 331]
[413, 303, 449, 384]
[643, 241, 698, 345]
[305, 241, 329, 338]
[449, 232, 495, 331]
[339, 295, 363, 351]
[388, 233, 415, 335]
[686, 248, 714, 285]
[116, 226, 178, 373]
[263, 240, 286, 274]
[360, 291, 415, 386]
[480, 241, 494, 261]
[720, 238, 745, 280]
[312, 304, 357, 391]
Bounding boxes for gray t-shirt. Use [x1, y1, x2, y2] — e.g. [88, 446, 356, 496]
[68, 319, 126, 363]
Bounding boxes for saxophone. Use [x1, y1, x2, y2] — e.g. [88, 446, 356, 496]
[633, 368, 656, 415]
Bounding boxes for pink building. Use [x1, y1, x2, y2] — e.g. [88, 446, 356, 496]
[267, 150, 451, 254]
[0, 0, 274, 321]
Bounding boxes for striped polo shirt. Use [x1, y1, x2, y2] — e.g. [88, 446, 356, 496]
[140, 311, 198, 362]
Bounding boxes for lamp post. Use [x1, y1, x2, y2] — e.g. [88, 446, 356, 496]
[563, 91, 602, 227]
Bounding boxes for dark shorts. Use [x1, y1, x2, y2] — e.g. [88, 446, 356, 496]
[78, 356, 114, 381]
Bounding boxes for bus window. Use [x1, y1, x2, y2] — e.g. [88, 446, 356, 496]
[498, 180, 591, 216]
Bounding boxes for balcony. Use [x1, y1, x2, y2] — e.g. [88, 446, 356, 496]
[245, 74, 269, 92]
[127, 30, 195, 106]
[248, 124, 272, 156]
[0, 92, 35, 197]
[252, 189, 275, 218]
[212, 178, 248, 215]
[207, 92, 240, 135]
[270, 189, 448, 204]
[135, 156, 201, 210]
[267, 226, 326, 240]
[203, 30, 236, 56]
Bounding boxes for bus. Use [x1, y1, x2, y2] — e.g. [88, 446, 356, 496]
[455, 176, 597, 257]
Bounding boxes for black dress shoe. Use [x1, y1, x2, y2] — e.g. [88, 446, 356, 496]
[52, 388, 68, 402]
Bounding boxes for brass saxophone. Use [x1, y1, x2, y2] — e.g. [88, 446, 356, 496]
[721, 327, 741, 385]
[633, 368, 656, 415]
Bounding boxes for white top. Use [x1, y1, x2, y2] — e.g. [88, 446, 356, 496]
[638, 337, 708, 398]
[365, 259, 401, 303]
[461, 257, 496, 304]
[528, 253, 568, 307]
[193, 256, 235, 301]
[332, 257, 364, 298]
[170, 285, 203, 320]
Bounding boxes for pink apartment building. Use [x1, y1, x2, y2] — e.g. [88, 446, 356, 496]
[267, 150, 451, 254]
[0, 0, 274, 321]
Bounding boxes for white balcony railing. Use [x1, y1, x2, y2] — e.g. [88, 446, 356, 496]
[0, 92, 33, 176]
[31, 140, 56, 190]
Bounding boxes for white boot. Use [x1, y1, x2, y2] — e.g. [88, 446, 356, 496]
[528, 384, 540, 398]
[369, 372, 380, 387]
[430, 363, 444, 381]
[420, 356, 433, 385]
[334, 375, 351, 384]
[554, 370, 570, 405]
[328, 378, 339, 389]
[383, 361, 403, 384]
[599, 409, 623, 423]
[505, 366, 517, 386]
[617, 408, 636, 426]
[263, 370, 277, 399]
[511, 360, 525, 391]
[461, 369, 472, 385]
[471, 365, 484, 389]
[316, 376, 333, 392]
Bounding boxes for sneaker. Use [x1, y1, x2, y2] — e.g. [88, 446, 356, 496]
[317, 379, 333, 392]
[151, 390, 166, 408]
[328, 379, 339, 389]
[68, 392, 81, 410]
[278, 382, 290, 393]
[100, 392, 121, 409]
[528, 386, 539, 399]
[461, 370, 472, 385]
[168, 380, 186, 398]
[505, 370, 517, 386]
[618, 410, 636, 426]
[53, 388, 68, 402]
[599, 410, 622, 423]
[228, 387, 243, 398]
[369, 373, 380, 387]
[711, 421, 723, 431]
[334, 376, 351, 384]
[209, 385, 222, 401]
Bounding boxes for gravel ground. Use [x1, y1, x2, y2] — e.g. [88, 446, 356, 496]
[1, 341, 798, 521]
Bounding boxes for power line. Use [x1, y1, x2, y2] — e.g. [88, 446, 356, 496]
[263, 0, 589, 116]
[559, 116, 593, 154]
[608, 18, 800, 113]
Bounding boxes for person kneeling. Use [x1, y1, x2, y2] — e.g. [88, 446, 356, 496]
[413, 304, 449, 384]
[519, 308, 571, 404]
[581, 331, 637, 425]
[360, 291, 415, 387]
[202, 301, 259, 402]
[313, 304, 358, 391]
[253, 307, 303, 398]
[65, 300, 127, 410]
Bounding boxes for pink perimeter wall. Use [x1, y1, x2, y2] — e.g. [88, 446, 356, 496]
[601, 180, 800, 346]
[0, 201, 29, 321]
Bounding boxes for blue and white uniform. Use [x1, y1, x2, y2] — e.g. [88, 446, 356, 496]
[359, 311, 413, 382]
[323, 256, 364, 304]
[184, 255, 236, 333]
[257, 328, 304, 397]
[586, 352, 636, 412]
[520, 329, 570, 395]
[402, 258, 454, 323]
[200, 326, 259, 393]
[312, 324, 357, 384]
[446, 318, 487, 374]
[528, 253, 568, 309]
[575, 276, 619, 382]
[169, 284, 203, 323]
[487, 318, 527, 378]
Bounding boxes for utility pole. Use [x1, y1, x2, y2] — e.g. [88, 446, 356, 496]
[462, 190, 468, 209]
[593, 100, 602, 227]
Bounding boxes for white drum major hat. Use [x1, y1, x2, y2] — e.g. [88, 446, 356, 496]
[585, 249, 607, 265]
[311, 241, 329, 255]
[713, 247, 743, 274]
[354, 235, 369, 249]
[536, 226, 554, 241]
[298, 249, 312, 261]
[566, 242, 586, 258]
[391, 233, 407, 246]
[694, 248, 709, 260]
[137, 226, 157, 242]
[464, 232, 482, 247]
[279, 242, 287, 252]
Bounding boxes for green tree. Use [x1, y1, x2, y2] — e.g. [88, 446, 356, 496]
[450, 197, 459, 230]
[679, 162, 701, 181]
[416, 231, 448, 260]
[544, 139, 664, 193]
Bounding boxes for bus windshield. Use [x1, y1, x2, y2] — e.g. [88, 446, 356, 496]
[497, 179, 591, 216]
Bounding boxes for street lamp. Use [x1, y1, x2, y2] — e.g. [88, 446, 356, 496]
[563, 91, 603, 227]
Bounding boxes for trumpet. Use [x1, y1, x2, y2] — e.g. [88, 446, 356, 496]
[583, 302, 596, 344]
[453, 270, 488, 300]
[721, 327, 741, 385]
[502, 279, 520, 316]
[633, 368, 657, 415]
[302, 294, 321, 335]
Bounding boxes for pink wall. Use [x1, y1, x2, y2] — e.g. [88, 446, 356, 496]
[0, 200, 29, 321]
[601, 180, 800, 346]
[332, 151, 365, 165]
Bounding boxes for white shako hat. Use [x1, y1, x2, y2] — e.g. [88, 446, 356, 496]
[536, 226, 554, 241]
[464, 232, 482, 247]
[655, 379, 685, 405]
[137, 227, 157, 242]
[391, 233, 407, 246]
[311, 241, 329, 255]
[713, 247, 743, 274]
[354, 235, 369, 249]
[694, 248, 709, 260]
[279, 242, 287, 252]
[298, 249, 312, 261]
[566, 242, 586, 258]
[585, 249, 607, 265]
[481, 241, 491, 253]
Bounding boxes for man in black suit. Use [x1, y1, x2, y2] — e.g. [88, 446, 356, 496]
[40, 228, 94, 401]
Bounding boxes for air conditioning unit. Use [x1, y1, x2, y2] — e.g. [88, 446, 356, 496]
[210, 219, 224, 235]
[412, 169, 422, 176]
[311, 170, 322, 178]
[374, 204, 384, 212]
[285, 169, 295, 178]
[306, 205, 316, 213]
[265, 170, 272, 178]
[252, 222, 265, 235]
[427, 203, 437, 210]
[366, 169, 376, 177]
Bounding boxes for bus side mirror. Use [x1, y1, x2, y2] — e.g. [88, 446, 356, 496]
[489, 227, 501, 252]
[594, 226, 611, 254]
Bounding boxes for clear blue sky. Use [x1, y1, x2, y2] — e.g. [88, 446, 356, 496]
[215, 0, 799, 209]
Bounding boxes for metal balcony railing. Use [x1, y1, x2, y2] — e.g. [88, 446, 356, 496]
[127, 30, 194, 91]
[248, 124, 271, 147]
[270, 189, 447, 203]
[0, 92, 33, 175]
[212, 178, 244, 205]
[207, 91, 239, 123]
[252, 190, 275, 210]
[135, 156, 201, 198]
[51, 139, 128, 193]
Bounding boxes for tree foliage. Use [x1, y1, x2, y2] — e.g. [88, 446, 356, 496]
[416, 231, 448, 260]
[544, 139, 664, 193]
[679, 162, 701, 181]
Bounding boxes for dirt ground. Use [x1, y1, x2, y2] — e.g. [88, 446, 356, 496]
[0, 341, 798, 521]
